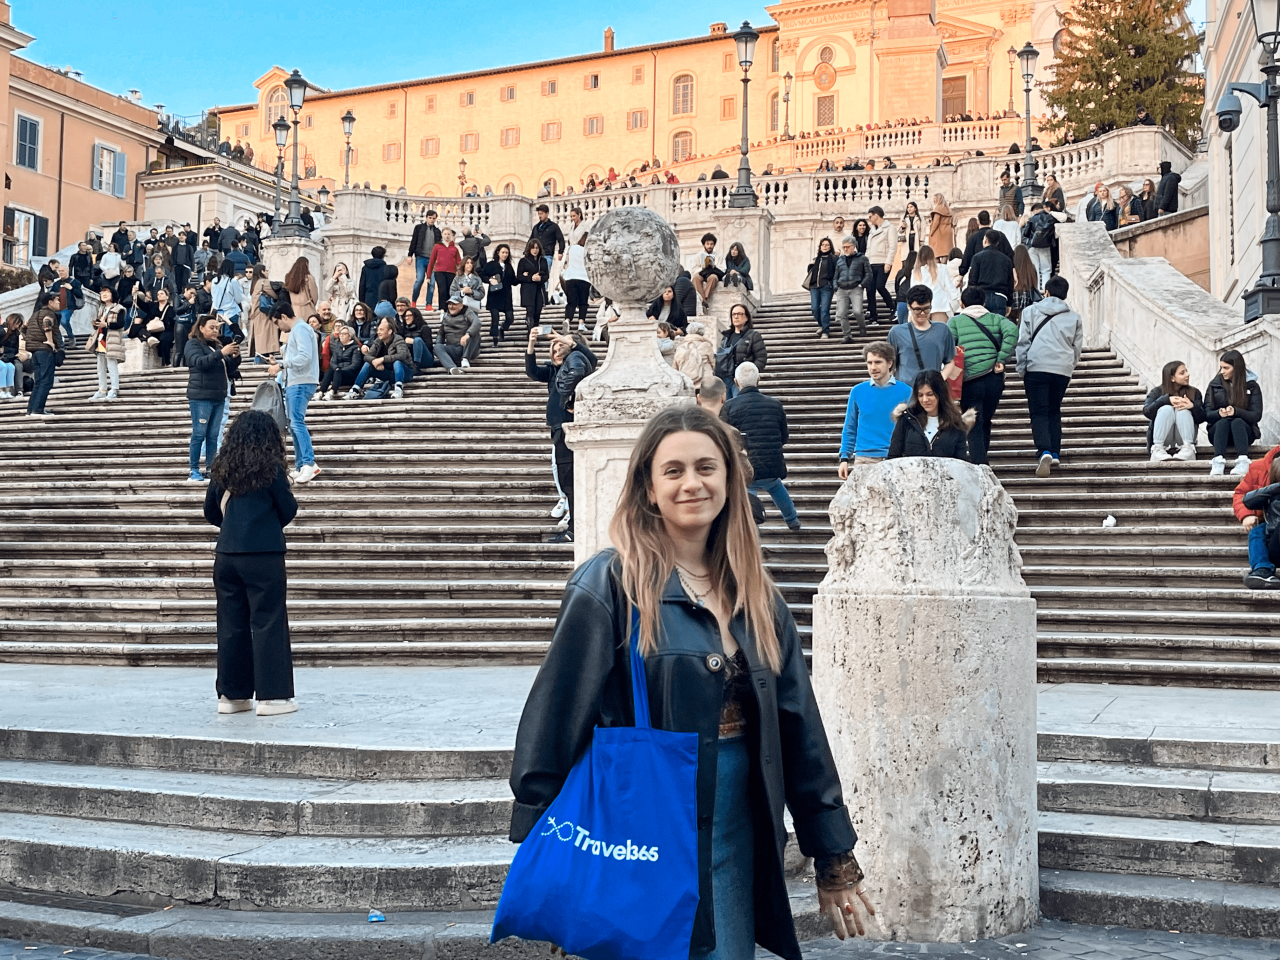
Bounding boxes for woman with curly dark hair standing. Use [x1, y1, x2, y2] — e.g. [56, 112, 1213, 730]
[204, 410, 299, 716]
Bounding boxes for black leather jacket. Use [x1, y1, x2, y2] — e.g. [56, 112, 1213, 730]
[509, 549, 855, 960]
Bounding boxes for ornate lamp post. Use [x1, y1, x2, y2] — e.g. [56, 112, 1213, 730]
[1006, 47, 1017, 117]
[272, 114, 289, 225]
[276, 69, 310, 238]
[1217, 0, 1280, 320]
[341, 109, 356, 189]
[317, 185, 330, 210]
[458, 157, 468, 195]
[729, 20, 760, 208]
[1017, 42, 1041, 201]
[782, 71, 794, 140]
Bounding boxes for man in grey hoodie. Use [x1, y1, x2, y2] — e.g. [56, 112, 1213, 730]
[1016, 275, 1083, 478]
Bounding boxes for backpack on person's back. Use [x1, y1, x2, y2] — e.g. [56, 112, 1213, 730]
[250, 378, 290, 431]
[258, 280, 285, 313]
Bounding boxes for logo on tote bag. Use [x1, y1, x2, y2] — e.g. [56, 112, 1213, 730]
[541, 816, 660, 861]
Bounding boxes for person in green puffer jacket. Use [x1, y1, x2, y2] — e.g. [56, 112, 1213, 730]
[946, 285, 1017, 466]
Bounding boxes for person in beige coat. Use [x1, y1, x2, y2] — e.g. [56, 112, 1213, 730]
[247, 264, 279, 358]
[929, 194, 954, 260]
[285, 257, 318, 323]
[88, 287, 128, 400]
[673, 320, 718, 389]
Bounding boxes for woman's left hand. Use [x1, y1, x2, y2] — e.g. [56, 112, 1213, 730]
[818, 881, 876, 939]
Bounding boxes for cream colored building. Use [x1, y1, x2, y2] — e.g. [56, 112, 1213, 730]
[213, 0, 1062, 199]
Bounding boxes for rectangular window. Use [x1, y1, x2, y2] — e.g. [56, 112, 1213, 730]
[542, 121, 562, 141]
[237, 122, 250, 138]
[421, 137, 440, 157]
[721, 96, 736, 121]
[388, 100, 399, 118]
[632, 65, 645, 84]
[584, 115, 604, 136]
[723, 52, 735, 71]
[627, 109, 649, 130]
[91, 143, 127, 198]
[303, 114, 314, 129]
[584, 73, 600, 90]
[426, 95, 437, 113]
[816, 94, 836, 126]
[339, 147, 360, 166]
[501, 85, 516, 102]
[460, 90, 476, 107]
[460, 132, 479, 151]
[3, 208, 46, 266]
[542, 79, 558, 96]
[501, 126, 521, 147]
[383, 142, 401, 162]
[15, 114, 39, 171]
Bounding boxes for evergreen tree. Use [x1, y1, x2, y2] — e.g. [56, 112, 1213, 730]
[1040, 0, 1203, 147]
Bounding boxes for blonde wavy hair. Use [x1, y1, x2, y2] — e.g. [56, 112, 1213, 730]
[608, 405, 781, 673]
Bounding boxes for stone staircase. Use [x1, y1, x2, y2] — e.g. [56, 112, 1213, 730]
[1, 296, 1276, 685]
[1, 296, 1279, 950]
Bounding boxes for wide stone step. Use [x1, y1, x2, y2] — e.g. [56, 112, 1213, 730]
[1037, 657, 1280, 688]
[1037, 810, 1280, 885]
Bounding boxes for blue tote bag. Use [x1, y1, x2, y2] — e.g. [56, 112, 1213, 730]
[492, 612, 700, 960]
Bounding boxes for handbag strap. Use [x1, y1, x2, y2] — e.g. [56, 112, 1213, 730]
[628, 607, 651, 730]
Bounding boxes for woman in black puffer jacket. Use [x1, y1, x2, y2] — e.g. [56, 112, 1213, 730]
[717, 303, 767, 399]
[888, 370, 971, 460]
[184, 315, 241, 482]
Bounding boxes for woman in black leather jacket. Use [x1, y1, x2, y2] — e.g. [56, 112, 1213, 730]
[508, 406, 873, 960]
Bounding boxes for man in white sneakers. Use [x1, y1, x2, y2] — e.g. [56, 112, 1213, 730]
[864, 207, 896, 325]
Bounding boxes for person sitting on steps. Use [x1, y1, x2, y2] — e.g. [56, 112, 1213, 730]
[1144, 360, 1205, 462]
[690, 232, 723, 313]
[1205, 349, 1264, 477]
[346, 317, 414, 400]
[1234, 443, 1280, 589]
[319, 324, 364, 400]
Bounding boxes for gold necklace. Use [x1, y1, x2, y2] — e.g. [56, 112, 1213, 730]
[674, 566, 711, 607]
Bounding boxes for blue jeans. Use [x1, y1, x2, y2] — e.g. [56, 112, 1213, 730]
[58, 308, 75, 345]
[189, 398, 225, 473]
[809, 285, 833, 331]
[410, 338, 435, 368]
[749, 478, 799, 527]
[413, 255, 431, 302]
[696, 736, 755, 960]
[354, 360, 411, 387]
[1249, 524, 1274, 572]
[896, 301, 909, 324]
[285, 383, 317, 468]
[0, 359, 13, 389]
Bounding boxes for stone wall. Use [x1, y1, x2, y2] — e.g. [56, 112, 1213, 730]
[1110, 206, 1209, 292]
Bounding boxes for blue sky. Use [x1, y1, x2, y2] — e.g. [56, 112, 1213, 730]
[11, 0, 1208, 119]
[11, 1, 762, 118]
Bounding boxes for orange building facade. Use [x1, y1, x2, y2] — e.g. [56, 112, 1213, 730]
[213, 0, 1065, 199]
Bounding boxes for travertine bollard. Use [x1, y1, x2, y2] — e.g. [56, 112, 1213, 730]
[121, 338, 164, 374]
[811, 458, 1038, 942]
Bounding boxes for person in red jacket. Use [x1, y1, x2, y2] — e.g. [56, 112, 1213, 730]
[426, 228, 462, 312]
[1233, 444, 1280, 589]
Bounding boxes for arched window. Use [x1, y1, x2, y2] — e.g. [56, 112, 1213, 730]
[503, 182, 516, 195]
[770, 92, 779, 132]
[771, 38, 780, 73]
[672, 131, 693, 163]
[265, 87, 288, 125]
[672, 74, 694, 116]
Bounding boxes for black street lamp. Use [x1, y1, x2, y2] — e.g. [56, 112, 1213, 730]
[276, 69, 310, 238]
[341, 109, 356, 189]
[317, 185, 330, 210]
[782, 71, 793, 141]
[1217, 0, 1280, 320]
[458, 157, 468, 195]
[1006, 47, 1017, 117]
[272, 114, 289, 225]
[729, 20, 760, 208]
[1017, 42, 1041, 201]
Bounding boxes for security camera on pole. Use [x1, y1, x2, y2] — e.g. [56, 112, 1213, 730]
[1217, 0, 1280, 321]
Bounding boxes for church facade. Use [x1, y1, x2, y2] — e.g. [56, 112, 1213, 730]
[212, 0, 1063, 198]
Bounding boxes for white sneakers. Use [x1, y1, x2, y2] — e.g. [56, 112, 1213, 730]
[1149, 446, 1172, 462]
[392, 383, 404, 400]
[343, 387, 362, 400]
[1155, 444, 1197, 462]
[460, 358, 471, 369]
[218, 697, 297, 716]
[1209, 456, 1225, 477]
[257, 699, 298, 716]
[1231, 454, 1251, 477]
[1210, 455, 1251, 476]
[88, 392, 107, 402]
[320, 389, 334, 401]
[1174, 443, 1197, 461]
[295, 464, 321, 483]
[550, 498, 569, 519]
[1035, 453, 1053, 478]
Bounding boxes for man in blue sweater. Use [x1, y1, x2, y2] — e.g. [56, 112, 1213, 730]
[838, 341, 912, 478]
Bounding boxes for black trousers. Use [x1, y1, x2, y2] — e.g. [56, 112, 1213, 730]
[1212, 417, 1253, 457]
[1024, 370, 1071, 458]
[866, 265, 894, 322]
[960, 370, 1005, 465]
[552, 425, 574, 536]
[489, 302, 515, 341]
[320, 367, 359, 392]
[434, 272, 454, 311]
[214, 551, 294, 701]
[563, 279, 591, 323]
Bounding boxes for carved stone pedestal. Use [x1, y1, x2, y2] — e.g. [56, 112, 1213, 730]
[121, 338, 163, 375]
[563, 208, 694, 567]
[811, 458, 1038, 942]
[261, 235, 324, 289]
